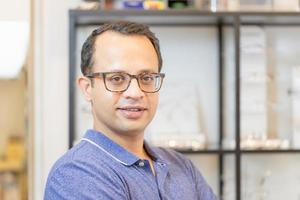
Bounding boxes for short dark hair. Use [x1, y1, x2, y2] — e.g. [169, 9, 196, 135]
[80, 20, 163, 75]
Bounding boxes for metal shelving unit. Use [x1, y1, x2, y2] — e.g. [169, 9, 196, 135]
[69, 9, 300, 200]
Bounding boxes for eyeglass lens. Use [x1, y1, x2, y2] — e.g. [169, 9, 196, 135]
[104, 72, 163, 92]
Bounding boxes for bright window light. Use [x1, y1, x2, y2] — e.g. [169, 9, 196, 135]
[0, 21, 29, 79]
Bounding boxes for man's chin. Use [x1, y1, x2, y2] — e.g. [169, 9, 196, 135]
[116, 123, 148, 136]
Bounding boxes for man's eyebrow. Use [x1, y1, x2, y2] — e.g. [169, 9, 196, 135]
[139, 70, 157, 73]
[105, 69, 158, 74]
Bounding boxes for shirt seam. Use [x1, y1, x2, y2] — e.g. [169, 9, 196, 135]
[81, 138, 131, 166]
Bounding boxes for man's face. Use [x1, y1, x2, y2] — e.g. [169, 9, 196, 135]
[82, 31, 160, 137]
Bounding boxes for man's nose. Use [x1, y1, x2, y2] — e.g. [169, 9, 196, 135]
[122, 78, 144, 99]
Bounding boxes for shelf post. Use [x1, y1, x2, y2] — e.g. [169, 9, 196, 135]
[217, 19, 224, 200]
[69, 11, 77, 148]
[234, 15, 241, 200]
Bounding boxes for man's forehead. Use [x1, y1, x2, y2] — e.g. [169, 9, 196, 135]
[91, 30, 159, 72]
[94, 31, 150, 46]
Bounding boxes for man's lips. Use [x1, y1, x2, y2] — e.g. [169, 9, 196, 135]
[117, 106, 147, 119]
[117, 106, 147, 111]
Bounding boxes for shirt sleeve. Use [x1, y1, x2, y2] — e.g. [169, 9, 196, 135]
[44, 161, 129, 200]
[186, 159, 218, 200]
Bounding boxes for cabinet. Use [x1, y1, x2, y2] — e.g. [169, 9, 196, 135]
[68, 9, 300, 200]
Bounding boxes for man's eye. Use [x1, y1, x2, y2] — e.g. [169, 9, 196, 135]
[141, 74, 154, 83]
[108, 75, 126, 84]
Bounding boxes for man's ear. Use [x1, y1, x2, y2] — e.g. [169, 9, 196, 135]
[77, 75, 93, 102]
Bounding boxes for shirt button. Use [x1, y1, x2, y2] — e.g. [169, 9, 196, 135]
[138, 161, 145, 167]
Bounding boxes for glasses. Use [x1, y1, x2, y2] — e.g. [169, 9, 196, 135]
[86, 71, 165, 93]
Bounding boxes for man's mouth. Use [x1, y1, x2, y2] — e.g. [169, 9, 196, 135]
[118, 107, 146, 112]
[117, 106, 147, 119]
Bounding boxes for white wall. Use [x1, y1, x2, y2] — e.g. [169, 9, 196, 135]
[0, 0, 29, 21]
[32, 0, 80, 199]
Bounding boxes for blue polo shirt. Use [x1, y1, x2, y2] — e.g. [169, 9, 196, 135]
[44, 129, 217, 200]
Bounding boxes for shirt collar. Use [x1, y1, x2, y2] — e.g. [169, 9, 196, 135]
[143, 141, 159, 161]
[143, 141, 168, 165]
[83, 129, 160, 166]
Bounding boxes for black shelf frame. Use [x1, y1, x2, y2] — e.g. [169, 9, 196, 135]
[177, 149, 300, 154]
[69, 9, 300, 200]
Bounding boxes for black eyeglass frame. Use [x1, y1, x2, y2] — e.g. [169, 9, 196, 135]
[85, 71, 165, 93]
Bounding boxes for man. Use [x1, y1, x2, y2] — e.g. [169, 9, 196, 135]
[44, 20, 217, 200]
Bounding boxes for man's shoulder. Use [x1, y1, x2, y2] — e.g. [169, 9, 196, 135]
[46, 141, 87, 177]
[45, 140, 123, 188]
[47, 140, 110, 179]
[44, 141, 129, 200]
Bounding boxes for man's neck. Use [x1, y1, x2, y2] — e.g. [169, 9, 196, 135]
[117, 134, 147, 158]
